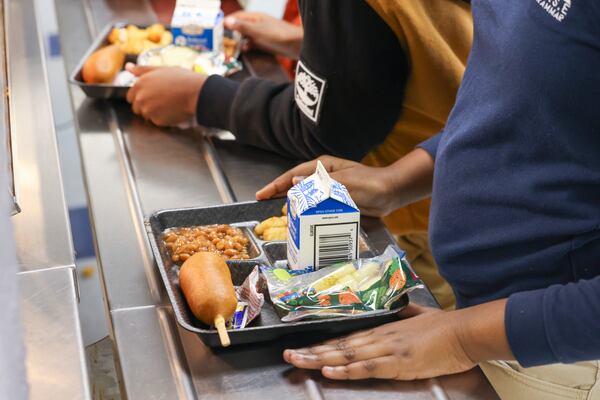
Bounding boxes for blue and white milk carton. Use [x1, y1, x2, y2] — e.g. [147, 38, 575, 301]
[171, 0, 223, 52]
[287, 161, 360, 271]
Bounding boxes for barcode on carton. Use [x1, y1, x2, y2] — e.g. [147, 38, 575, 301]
[314, 222, 358, 268]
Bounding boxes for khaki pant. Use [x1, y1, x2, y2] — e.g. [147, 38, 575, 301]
[395, 233, 456, 310]
[481, 360, 600, 400]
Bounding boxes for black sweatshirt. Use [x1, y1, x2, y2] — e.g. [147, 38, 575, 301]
[196, 0, 407, 161]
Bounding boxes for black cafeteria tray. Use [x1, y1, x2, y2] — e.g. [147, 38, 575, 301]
[146, 198, 408, 347]
[70, 22, 137, 99]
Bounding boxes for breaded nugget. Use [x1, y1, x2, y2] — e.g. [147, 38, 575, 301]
[263, 226, 287, 241]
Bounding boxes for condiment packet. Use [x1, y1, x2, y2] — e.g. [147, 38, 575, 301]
[226, 266, 264, 329]
[226, 302, 249, 330]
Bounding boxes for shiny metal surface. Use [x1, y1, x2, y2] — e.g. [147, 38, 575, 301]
[0, 3, 18, 215]
[56, 0, 498, 398]
[111, 305, 496, 400]
[19, 268, 91, 400]
[209, 135, 297, 202]
[111, 306, 195, 399]
[6, 0, 75, 271]
[6, 0, 91, 398]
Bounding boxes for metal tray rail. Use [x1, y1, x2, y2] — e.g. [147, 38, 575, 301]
[147, 198, 407, 347]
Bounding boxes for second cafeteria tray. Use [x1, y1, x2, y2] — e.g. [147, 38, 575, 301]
[70, 22, 243, 99]
[146, 199, 408, 347]
[70, 22, 135, 99]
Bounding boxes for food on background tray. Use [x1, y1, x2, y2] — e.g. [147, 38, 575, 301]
[255, 216, 287, 241]
[262, 246, 423, 322]
[82, 44, 126, 84]
[138, 45, 200, 70]
[107, 24, 173, 55]
[137, 44, 242, 77]
[76, 22, 243, 95]
[179, 252, 237, 346]
[163, 224, 251, 263]
[222, 36, 238, 59]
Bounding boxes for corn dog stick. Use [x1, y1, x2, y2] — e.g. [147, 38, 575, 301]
[214, 315, 230, 347]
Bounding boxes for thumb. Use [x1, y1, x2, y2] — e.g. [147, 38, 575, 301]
[224, 15, 257, 37]
[291, 176, 306, 185]
[125, 62, 158, 76]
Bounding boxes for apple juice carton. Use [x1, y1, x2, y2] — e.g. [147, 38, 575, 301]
[171, 0, 223, 52]
[287, 161, 360, 272]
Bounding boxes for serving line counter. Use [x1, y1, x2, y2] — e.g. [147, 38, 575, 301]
[4, 0, 90, 398]
[55, 0, 499, 398]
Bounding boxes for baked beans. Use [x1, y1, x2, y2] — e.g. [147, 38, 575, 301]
[163, 224, 251, 264]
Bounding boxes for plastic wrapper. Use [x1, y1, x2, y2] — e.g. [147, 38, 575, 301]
[262, 246, 423, 322]
[137, 29, 242, 77]
[226, 266, 264, 329]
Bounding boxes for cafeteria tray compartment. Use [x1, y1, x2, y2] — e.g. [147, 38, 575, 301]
[146, 198, 408, 347]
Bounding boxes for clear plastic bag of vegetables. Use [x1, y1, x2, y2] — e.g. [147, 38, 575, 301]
[261, 246, 423, 322]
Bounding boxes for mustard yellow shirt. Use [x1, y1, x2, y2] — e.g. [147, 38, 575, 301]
[362, 0, 473, 234]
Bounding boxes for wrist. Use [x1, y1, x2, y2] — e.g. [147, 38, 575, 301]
[381, 148, 435, 213]
[454, 299, 514, 364]
[378, 164, 403, 215]
[281, 26, 304, 60]
[186, 73, 207, 116]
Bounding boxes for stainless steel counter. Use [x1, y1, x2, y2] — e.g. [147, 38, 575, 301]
[55, 0, 499, 398]
[4, 0, 90, 398]
[7, 0, 75, 272]
[19, 268, 90, 400]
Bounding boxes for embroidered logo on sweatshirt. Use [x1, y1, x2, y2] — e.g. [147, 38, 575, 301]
[536, 0, 571, 22]
[295, 61, 326, 124]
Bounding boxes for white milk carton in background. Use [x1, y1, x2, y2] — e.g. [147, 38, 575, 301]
[287, 161, 360, 271]
[171, 0, 223, 52]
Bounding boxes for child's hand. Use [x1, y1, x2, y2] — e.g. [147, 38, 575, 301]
[284, 299, 513, 381]
[256, 155, 405, 218]
[126, 63, 206, 127]
[225, 11, 303, 60]
[283, 306, 474, 380]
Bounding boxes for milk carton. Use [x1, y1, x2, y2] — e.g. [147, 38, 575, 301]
[287, 161, 360, 271]
[171, 0, 223, 52]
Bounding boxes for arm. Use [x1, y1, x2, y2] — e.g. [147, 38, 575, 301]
[417, 131, 443, 160]
[506, 275, 600, 366]
[256, 149, 434, 217]
[283, 299, 513, 380]
[198, 0, 408, 160]
[224, 11, 303, 59]
[284, 274, 600, 380]
[127, 1, 407, 159]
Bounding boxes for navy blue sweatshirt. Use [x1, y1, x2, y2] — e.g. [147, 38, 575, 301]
[420, 0, 600, 367]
